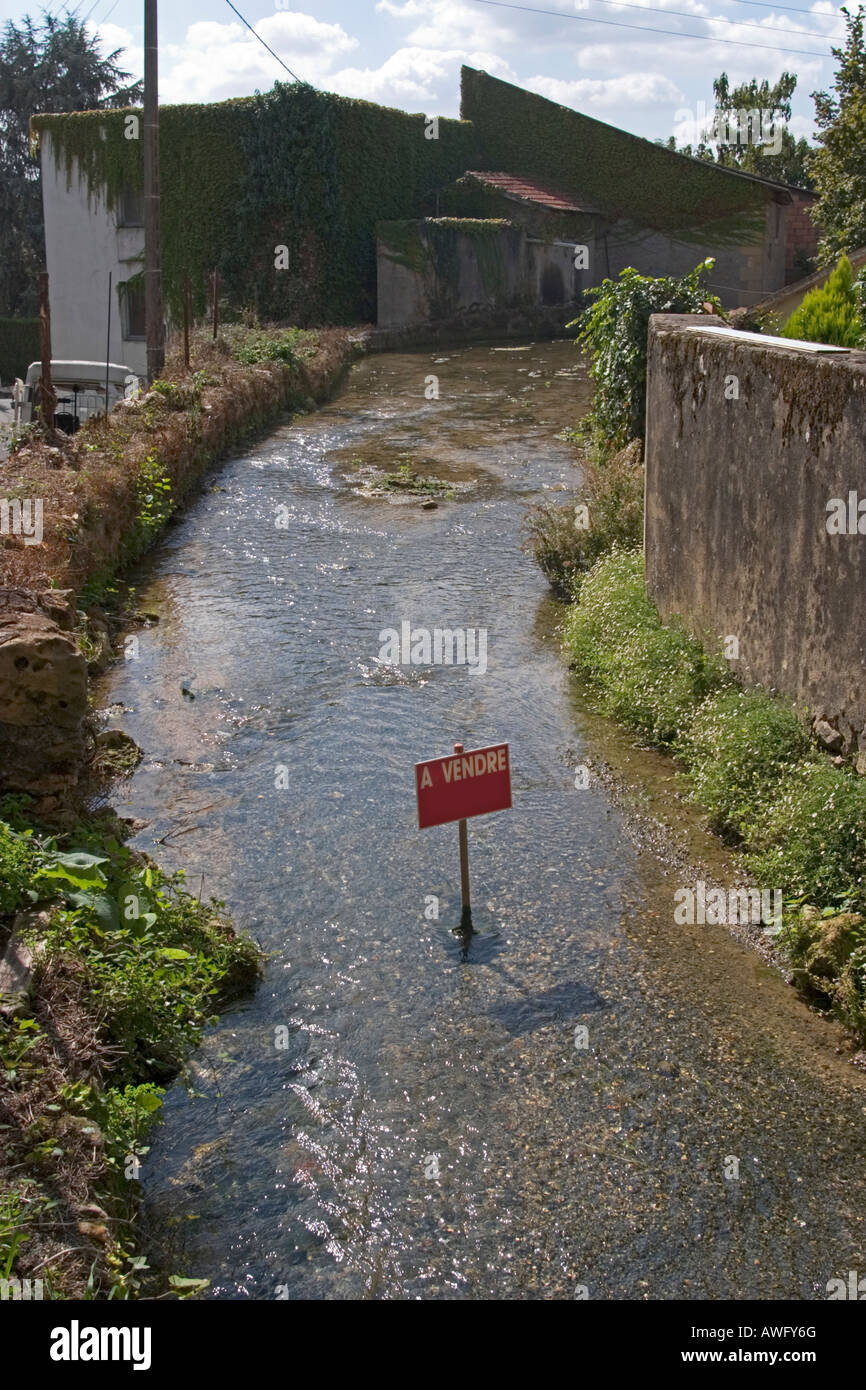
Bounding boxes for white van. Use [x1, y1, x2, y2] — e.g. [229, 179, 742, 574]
[14, 360, 140, 432]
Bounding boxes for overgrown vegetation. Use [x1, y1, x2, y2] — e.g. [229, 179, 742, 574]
[461, 66, 772, 242]
[356, 457, 456, 498]
[572, 259, 722, 448]
[780, 254, 866, 346]
[0, 803, 260, 1297]
[0, 318, 348, 1298]
[523, 437, 644, 597]
[811, 6, 866, 263]
[563, 548, 866, 1038]
[525, 259, 719, 595]
[1, 322, 357, 596]
[32, 83, 478, 325]
[0, 316, 39, 384]
[222, 324, 315, 368]
[563, 548, 729, 745]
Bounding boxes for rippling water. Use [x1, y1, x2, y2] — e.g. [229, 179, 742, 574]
[100, 342, 866, 1300]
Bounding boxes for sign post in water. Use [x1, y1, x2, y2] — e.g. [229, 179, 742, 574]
[415, 741, 512, 928]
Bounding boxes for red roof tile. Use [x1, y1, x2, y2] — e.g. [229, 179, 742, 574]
[465, 170, 583, 213]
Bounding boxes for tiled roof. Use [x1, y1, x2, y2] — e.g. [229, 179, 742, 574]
[465, 170, 584, 213]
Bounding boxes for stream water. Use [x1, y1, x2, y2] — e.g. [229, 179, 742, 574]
[100, 341, 866, 1300]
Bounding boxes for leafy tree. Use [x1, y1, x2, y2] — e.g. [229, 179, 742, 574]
[780, 254, 865, 345]
[708, 72, 813, 188]
[811, 6, 866, 259]
[0, 11, 141, 318]
[665, 71, 813, 189]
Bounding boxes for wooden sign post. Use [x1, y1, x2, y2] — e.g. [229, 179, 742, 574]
[415, 740, 512, 929]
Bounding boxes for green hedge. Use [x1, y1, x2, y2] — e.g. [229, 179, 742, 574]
[0, 318, 39, 385]
[33, 86, 479, 326]
[460, 66, 769, 244]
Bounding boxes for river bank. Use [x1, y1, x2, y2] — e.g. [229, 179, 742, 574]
[92, 341, 866, 1300]
[0, 323, 360, 1297]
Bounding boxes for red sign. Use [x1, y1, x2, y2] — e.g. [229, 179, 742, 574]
[415, 742, 512, 830]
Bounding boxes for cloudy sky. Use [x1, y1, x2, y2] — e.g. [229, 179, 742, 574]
[0, 0, 850, 143]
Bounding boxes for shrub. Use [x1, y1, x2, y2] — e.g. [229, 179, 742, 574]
[747, 759, 866, 909]
[573, 259, 722, 447]
[223, 324, 313, 366]
[37, 840, 260, 1086]
[780, 255, 864, 346]
[524, 440, 644, 597]
[563, 548, 728, 745]
[683, 687, 813, 839]
[0, 823, 41, 917]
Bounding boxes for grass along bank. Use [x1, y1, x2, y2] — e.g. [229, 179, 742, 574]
[0, 319, 361, 1297]
[564, 548, 866, 1041]
[1, 321, 360, 598]
[1, 803, 259, 1299]
[522, 259, 866, 1043]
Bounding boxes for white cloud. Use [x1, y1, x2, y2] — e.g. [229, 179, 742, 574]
[331, 46, 514, 109]
[156, 14, 358, 103]
[525, 71, 684, 110]
[576, 45, 619, 69]
[377, 0, 520, 50]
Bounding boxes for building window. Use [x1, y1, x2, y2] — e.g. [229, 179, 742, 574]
[118, 187, 144, 227]
[119, 279, 146, 340]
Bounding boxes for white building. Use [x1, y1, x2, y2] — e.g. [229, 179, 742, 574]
[40, 131, 147, 378]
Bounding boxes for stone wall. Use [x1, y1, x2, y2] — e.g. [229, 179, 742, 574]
[0, 589, 88, 797]
[645, 313, 866, 745]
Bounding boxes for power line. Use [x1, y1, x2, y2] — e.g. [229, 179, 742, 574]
[98, 0, 123, 26]
[466, 0, 835, 56]
[686, 0, 845, 17]
[223, 0, 306, 84]
[603, 0, 841, 40]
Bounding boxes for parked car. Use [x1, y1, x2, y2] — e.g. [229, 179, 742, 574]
[14, 360, 140, 433]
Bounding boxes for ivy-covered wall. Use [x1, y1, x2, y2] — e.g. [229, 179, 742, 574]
[0, 317, 40, 384]
[31, 70, 787, 331]
[32, 85, 479, 326]
[460, 66, 772, 244]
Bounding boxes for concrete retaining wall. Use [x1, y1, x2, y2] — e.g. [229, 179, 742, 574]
[377, 219, 587, 330]
[645, 313, 866, 743]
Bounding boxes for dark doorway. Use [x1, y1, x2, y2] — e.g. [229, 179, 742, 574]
[540, 263, 565, 305]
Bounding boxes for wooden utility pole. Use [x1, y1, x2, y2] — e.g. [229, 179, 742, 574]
[143, 0, 164, 383]
[104, 271, 112, 416]
[183, 275, 191, 369]
[38, 272, 55, 431]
